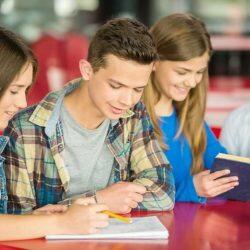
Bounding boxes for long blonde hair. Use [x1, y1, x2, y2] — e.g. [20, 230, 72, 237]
[143, 13, 212, 175]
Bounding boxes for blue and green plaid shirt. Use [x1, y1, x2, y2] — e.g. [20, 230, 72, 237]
[4, 79, 175, 214]
[0, 136, 9, 214]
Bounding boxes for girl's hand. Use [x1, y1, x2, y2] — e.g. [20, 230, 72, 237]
[33, 204, 68, 215]
[193, 169, 239, 197]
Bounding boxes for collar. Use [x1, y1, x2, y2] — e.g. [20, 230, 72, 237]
[0, 136, 9, 154]
[29, 78, 135, 137]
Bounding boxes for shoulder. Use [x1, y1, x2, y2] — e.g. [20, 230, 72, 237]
[9, 105, 37, 127]
[4, 104, 40, 139]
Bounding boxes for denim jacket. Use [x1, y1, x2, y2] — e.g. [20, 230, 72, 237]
[0, 136, 9, 213]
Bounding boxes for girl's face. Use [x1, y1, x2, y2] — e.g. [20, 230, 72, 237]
[0, 63, 33, 130]
[154, 52, 209, 102]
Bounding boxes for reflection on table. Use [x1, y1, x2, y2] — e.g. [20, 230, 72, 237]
[1, 199, 250, 250]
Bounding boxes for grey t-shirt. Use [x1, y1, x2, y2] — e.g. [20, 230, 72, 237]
[60, 103, 114, 197]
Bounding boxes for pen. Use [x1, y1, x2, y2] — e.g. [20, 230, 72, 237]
[102, 210, 133, 224]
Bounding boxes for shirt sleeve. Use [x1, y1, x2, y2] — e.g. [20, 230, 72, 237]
[3, 121, 35, 214]
[175, 175, 206, 203]
[203, 122, 227, 169]
[130, 103, 175, 211]
[175, 122, 227, 204]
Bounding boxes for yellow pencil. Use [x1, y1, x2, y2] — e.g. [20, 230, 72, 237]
[102, 210, 133, 224]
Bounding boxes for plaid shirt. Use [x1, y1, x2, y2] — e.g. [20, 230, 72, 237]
[4, 79, 175, 214]
[0, 136, 9, 213]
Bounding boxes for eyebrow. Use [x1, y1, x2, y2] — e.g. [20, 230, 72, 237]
[176, 66, 207, 72]
[108, 79, 147, 89]
[10, 84, 32, 88]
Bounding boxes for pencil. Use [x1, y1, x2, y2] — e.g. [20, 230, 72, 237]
[102, 210, 133, 224]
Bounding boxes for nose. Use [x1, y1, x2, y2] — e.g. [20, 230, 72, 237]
[119, 89, 134, 107]
[15, 93, 28, 109]
[185, 75, 198, 88]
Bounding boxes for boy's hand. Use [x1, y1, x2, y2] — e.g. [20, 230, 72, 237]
[96, 181, 146, 214]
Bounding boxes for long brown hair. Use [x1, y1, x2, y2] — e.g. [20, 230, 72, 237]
[0, 26, 38, 98]
[143, 13, 212, 174]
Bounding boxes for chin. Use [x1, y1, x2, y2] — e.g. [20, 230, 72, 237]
[106, 113, 123, 120]
[0, 122, 7, 130]
[173, 94, 188, 102]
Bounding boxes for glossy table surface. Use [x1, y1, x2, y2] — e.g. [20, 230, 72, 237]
[1, 199, 250, 250]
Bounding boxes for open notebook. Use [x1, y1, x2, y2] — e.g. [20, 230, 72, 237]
[46, 216, 168, 240]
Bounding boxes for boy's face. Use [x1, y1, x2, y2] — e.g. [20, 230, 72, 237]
[87, 54, 153, 120]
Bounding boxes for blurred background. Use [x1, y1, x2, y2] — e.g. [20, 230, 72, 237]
[0, 0, 250, 136]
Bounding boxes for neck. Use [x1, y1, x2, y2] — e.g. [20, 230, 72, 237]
[155, 95, 173, 116]
[64, 82, 105, 129]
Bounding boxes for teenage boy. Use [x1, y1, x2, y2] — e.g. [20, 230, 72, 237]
[4, 18, 175, 214]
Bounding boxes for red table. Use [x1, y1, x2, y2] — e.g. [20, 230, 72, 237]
[1, 200, 250, 250]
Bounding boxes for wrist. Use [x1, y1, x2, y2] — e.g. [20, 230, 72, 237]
[47, 213, 66, 235]
[96, 190, 104, 204]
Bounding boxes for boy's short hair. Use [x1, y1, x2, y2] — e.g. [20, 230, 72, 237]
[87, 18, 158, 72]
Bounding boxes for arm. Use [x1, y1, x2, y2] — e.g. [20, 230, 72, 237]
[193, 122, 238, 197]
[96, 103, 175, 213]
[175, 175, 206, 203]
[176, 123, 227, 203]
[204, 122, 227, 168]
[130, 103, 175, 211]
[0, 203, 109, 241]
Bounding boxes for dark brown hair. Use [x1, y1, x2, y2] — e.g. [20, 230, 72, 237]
[87, 18, 158, 72]
[0, 26, 38, 98]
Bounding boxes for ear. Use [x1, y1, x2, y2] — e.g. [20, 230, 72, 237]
[152, 61, 158, 72]
[79, 59, 93, 80]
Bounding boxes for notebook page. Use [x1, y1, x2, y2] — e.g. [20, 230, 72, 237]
[46, 216, 168, 240]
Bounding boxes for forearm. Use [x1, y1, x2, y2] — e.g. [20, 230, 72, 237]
[175, 176, 206, 203]
[0, 214, 64, 241]
[133, 167, 175, 211]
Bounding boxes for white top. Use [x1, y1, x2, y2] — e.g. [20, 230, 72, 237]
[220, 103, 250, 157]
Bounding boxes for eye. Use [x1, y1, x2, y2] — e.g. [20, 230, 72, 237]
[134, 88, 144, 93]
[176, 71, 187, 76]
[25, 86, 31, 94]
[109, 83, 121, 89]
[10, 90, 18, 95]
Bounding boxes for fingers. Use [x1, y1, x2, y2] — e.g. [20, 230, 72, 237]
[91, 204, 109, 213]
[74, 197, 96, 205]
[49, 205, 68, 213]
[127, 200, 138, 209]
[214, 176, 239, 186]
[34, 204, 68, 214]
[93, 220, 109, 229]
[129, 192, 143, 203]
[209, 169, 230, 180]
[209, 182, 238, 197]
[127, 183, 147, 194]
[198, 170, 211, 176]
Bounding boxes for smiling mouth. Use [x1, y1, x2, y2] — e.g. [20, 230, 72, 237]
[109, 105, 126, 114]
[5, 111, 16, 118]
[174, 85, 189, 92]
